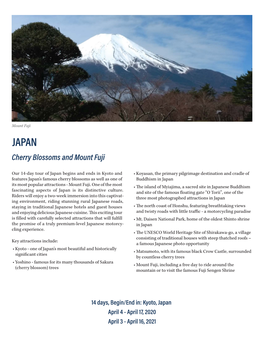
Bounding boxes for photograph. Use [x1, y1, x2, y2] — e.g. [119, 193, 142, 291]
[12, 15, 252, 122]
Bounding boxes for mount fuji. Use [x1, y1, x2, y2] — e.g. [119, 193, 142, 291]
[69, 34, 235, 94]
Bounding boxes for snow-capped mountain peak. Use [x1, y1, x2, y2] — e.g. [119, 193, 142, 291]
[77, 33, 189, 74]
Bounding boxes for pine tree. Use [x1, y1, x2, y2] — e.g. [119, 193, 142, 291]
[12, 22, 102, 121]
[231, 70, 252, 107]
[231, 70, 252, 120]
[199, 83, 217, 99]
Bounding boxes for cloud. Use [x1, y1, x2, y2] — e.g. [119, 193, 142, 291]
[12, 15, 252, 78]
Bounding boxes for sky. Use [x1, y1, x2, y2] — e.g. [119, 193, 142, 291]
[12, 15, 252, 79]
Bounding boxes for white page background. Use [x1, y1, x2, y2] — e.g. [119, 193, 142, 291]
[1, 2, 263, 341]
